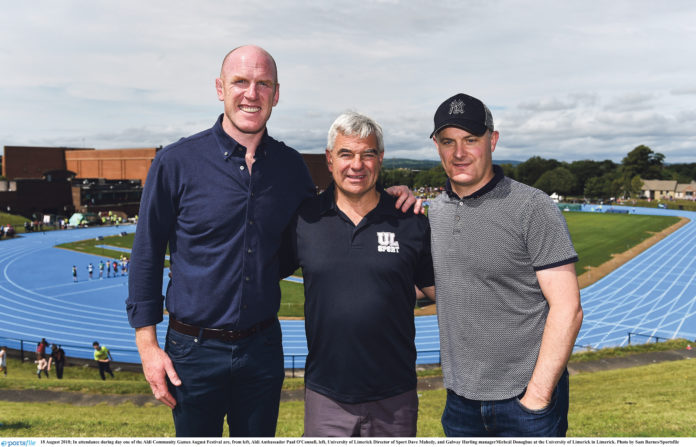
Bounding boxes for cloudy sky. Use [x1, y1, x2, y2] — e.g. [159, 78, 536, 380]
[1, 1, 695, 163]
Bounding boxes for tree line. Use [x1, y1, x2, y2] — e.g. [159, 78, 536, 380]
[380, 145, 696, 200]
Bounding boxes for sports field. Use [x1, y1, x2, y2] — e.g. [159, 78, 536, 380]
[50, 210, 683, 316]
[0, 205, 695, 367]
[565, 211, 679, 276]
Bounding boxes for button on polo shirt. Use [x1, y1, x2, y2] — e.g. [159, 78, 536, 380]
[288, 184, 434, 403]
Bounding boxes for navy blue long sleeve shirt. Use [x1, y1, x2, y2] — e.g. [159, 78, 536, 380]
[126, 115, 314, 330]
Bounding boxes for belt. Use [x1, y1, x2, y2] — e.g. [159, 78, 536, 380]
[169, 317, 275, 342]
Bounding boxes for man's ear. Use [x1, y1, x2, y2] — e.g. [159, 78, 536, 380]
[489, 130, 500, 153]
[325, 149, 333, 172]
[272, 82, 280, 107]
[215, 78, 224, 101]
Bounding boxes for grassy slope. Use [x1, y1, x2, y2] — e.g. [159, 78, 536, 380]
[3, 339, 690, 394]
[568, 360, 696, 437]
[0, 357, 693, 437]
[569, 338, 691, 363]
[1, 341, 694, 437]
[0, 211, 60, 234]
[0, 211, 30, 227]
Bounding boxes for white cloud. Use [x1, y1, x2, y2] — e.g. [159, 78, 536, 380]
[2, 0, 696, 163]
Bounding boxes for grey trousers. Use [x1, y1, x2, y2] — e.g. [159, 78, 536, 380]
[304, 387, 418, 437]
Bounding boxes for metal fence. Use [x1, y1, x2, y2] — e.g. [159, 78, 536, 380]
[627, 331, 667, 345]
[0, 336, 135, 364]
[0, 336, 442, 378]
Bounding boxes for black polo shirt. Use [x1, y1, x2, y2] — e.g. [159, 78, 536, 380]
[286, 184, 434, 403]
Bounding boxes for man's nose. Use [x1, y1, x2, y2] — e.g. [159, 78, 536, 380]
[350, 155, 364, 169]
[244, 83, 259, 100]
[453, 143, 467, 159]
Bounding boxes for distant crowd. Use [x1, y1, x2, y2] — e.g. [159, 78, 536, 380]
[0, 337, 116, 381]
[0, 210, 138, 239]
[1, 224, 15, 238]
[73, 255, 129, 282]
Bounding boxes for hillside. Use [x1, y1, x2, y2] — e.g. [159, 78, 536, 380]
[382, 158, 522, 170]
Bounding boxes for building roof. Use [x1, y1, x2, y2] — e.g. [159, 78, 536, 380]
[641, 179, 678, 191]
[676, 181, 696, 193]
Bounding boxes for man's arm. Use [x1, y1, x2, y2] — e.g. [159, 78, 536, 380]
[416, 286, 436, 301]
[135, 325, 181, 410]
[421, 285, 435, 301]
[385, 185, 423, 214]
[127, 153, 173, 329]
[278, 217, 300, 279]
[521, 263, 583, 410]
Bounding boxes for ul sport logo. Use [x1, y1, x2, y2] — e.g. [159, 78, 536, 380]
[377, 232, 400, 253]
[449, 98, 464, 115]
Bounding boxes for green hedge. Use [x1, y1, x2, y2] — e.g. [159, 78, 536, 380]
[629, 199, 696, 212]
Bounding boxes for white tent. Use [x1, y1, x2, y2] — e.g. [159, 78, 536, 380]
[68, 213, 84, 227]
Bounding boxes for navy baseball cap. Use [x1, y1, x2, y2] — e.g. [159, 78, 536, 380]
[430, 93, 494, 138]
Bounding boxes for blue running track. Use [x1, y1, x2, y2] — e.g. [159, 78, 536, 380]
[574, 205, 696, 350]
[0, 205, 694, 367]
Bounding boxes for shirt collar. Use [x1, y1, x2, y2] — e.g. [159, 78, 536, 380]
[445, 164, 505, 200]
[318, 182, 398, 218]
[212, 114, 271, 161]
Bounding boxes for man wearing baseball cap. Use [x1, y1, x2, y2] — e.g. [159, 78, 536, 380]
[427, 93, 583, 437]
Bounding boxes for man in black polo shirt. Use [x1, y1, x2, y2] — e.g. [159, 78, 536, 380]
[283, 112, 435, 437]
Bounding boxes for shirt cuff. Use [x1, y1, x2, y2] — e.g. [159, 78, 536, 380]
[126, 297, 165, 328]
[533, 256, 579, 272]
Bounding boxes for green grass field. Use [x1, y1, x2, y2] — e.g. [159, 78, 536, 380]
[563, 212, 678, 276]
[57, 232, 143, 264]
[0, 340, 694, 437]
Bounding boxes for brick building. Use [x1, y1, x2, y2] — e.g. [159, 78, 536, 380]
[64, 148, 158, 186]
[1, 145, 331, 218]
[1, 146, 158, 218]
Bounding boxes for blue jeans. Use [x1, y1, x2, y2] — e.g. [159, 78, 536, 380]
[441, 370, 569, 437]
[165, 319, 285, 437]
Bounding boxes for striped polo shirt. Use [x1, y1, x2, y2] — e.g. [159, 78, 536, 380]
[428, 165, 578, 400]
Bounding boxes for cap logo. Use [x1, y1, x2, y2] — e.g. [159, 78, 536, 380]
[449, 99, 465, 115]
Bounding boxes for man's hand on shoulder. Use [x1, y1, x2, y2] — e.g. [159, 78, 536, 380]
[385, 185, 424, 214]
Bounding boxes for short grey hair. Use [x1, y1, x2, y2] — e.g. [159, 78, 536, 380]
[327, 111, 384, 153]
